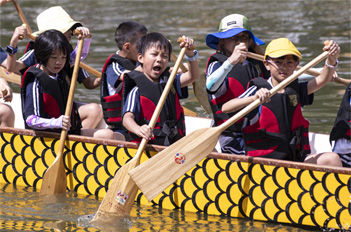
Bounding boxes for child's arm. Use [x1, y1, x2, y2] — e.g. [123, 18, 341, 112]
[178, 36, 200, 88]
[0, 77, 13, 102]
[70, 27, 91, 65]
[26, 115, 71, 130]
[307, 40, 340, 94]
[206, 43, 248, 92]
[123, 112, 153, 140]
[6, 25, 28, 74]
[222, 87, 271, 113]
[82, 76, 101, 89]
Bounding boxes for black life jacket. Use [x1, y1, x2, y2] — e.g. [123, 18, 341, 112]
[100, 54, 136, 129]
[21, 66, 81, 134]
[242, 77, 310, 161]
[122, 69, 186, 146]
[205, 53, 259, 136]
[330, 83, 351, 142]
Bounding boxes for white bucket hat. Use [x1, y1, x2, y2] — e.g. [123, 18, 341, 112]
[33, 6, 82, 36]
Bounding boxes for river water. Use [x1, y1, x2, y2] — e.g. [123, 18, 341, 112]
[0, 0, 350, 231]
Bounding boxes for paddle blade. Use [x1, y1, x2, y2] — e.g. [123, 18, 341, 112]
[93, 156, 140, 219]
[39, 153, 67, 195]
[129, 127, 220, 201]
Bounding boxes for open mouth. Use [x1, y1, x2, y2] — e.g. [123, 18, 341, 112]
[153, 66, 161, 72]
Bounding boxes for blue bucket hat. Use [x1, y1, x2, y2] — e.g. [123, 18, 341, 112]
[206, 14, 265, 50]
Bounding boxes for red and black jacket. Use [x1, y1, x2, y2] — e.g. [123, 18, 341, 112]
[242, 78, 310, 161]
[100, 54, 136, 130]
[122, 69, 186, 146]
[205, 53, 259, 136]
[330, 83, 351, 143]
[21, 66, 81, 134]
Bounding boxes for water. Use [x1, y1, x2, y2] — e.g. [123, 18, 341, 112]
[0, 0, 350, 231]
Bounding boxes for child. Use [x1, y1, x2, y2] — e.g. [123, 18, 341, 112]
[205, 14, 267, 154]
[101, 21, 147, 134]
[330, 82, 351, 167]
[122, 32, 199, 146]
[222, 37, 342, 167]
[21, 29, 124, 140]
[6, 6, 102, 129]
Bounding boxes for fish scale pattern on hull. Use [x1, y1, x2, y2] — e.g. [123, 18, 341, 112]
[0, 129, 350, 230]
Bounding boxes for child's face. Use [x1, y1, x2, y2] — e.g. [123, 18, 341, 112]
[221, 32, 250, 56]
[138, 45, 169, 81]
[42, 49, 66, 76]
[264, 55, 299, 84]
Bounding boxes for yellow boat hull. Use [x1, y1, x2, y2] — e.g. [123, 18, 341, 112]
[1, 127, 350, 230]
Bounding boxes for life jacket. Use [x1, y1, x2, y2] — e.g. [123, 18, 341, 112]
[330, 83, 351, 142]
[122, 69, 186, 146]
[100, 54, 136, 129]
[242, 77, 310, 161]
[21, 66, 82, 134]
[205, 53, 259, 136]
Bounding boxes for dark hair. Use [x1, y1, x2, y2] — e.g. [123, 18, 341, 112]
[34, 29, 72, 67]
[137, 32, 172, 61]
[115, 21, 147, 50]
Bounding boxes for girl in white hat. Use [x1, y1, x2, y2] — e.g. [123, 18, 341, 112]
[7, 7, 104, 131]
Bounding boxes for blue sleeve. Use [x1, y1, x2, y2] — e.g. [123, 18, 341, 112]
[0, 47, 6, 64]
[174, 74, 188, 99]
[106, 62, 124, 88]
[299, 81, 314, 107]
[123, 86, 140, 120]
[19, 49, 36, 67]
[77, 67, 89, 83]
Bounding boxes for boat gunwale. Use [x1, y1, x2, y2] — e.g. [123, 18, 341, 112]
[1, 126, 350, 175]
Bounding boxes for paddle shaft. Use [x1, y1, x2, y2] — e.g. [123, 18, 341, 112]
[39, 38, 84, 195]
[247, 52, 349, 86]
[12, 0, 32, 34]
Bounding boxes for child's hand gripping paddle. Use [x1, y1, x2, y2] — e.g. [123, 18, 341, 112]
[39, 35, 85, 195]
[92, 37, 190, 220]
[129, 45, 330, 202]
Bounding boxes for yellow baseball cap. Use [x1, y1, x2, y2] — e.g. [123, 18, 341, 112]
[264, 38, 301, 60]
[33, 6, 82, 36]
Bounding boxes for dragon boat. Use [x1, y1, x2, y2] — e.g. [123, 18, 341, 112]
[1, 105, 350, 231]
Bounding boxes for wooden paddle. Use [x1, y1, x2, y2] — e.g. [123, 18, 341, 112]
[39, 37, 85, 195]
[0, 67, 21, 85]
[92, 38, 189, 220]
[247, 52, 350, 86]
[129, 48, 330, 202]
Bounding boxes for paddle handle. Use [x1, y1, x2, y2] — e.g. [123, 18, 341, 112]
[12, 0, 32, 34]
[219, 50, 329, 132]
[248, 51, 349, 86]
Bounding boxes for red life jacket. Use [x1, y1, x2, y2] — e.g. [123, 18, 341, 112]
[205, 53, 259, 135]
[100, 54, 136, 130]
[122, 69, 186, 146]
[330, 83, 351, 142]
[21, 66, 81, 134]
[242, 78, 310, 161]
